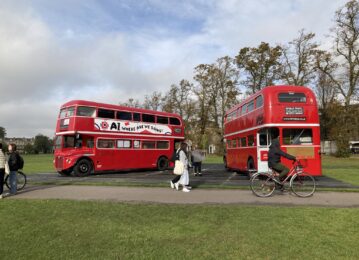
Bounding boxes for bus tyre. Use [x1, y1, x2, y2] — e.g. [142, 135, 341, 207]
[157, 157, 168, 171]
[74, 159, 93, 177]
[58, 169, 72, 176]
[247, 158, 255, 179]
[223, 156, 230, 171]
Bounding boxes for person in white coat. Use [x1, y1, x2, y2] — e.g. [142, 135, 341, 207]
[170, 142, 191, 192]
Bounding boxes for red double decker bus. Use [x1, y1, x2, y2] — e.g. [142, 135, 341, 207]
[54, 100, 185, 176]
[223, 85, 321, 176]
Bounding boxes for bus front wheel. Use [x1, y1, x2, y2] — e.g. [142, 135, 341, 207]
[58, 169, 72, 176]
[74, 159, 93, 177]
[157, 157, 168, 171]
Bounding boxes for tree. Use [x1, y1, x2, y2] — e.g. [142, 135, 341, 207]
[207, 56, 240, 133]
[162, 80, 195, 120]
[314, 50, 339, 140]
[331, 0, 359, 106]
[236, 42, 282, 94]
[193, 64, 213, 147]
[281, 30, 318, 86]
[162, 79, 196, 140]
[192, 58, 240, 149]
[24, 143, 36, 154]
[143, 91, 163, 111]
[119, 98, 141, 108]
[34, 134, 52, 154]
[0, 126, 6, 140]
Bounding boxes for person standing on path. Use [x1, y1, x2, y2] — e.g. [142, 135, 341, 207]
[191, 146, 205, 176]
[8, 143, 20, 195]
[0, 143, 6, 199]
[170, 142, 191, 192]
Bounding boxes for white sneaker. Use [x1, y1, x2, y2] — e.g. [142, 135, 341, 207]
[174, 182, 179, 191]
[170, 181, 174, 189]
[0, 194, 2, 199]
[182, 187, 191, 192]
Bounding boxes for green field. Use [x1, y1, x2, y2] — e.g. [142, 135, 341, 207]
[23, 154, 55, 173]
[1, 200, 358, 259]
[321, 156, 359, 186]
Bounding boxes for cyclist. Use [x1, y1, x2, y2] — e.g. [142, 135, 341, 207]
[268, 137, 296, 189]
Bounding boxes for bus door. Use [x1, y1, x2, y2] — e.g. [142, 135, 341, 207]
[257, 128, 279, 173]
[95, 139, 115, 171]
[257, 129, 270, 173]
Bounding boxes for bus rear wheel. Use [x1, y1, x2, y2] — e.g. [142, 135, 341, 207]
[157, 157, 168, 171]
[74, 159, 93, 177]
[247, 158, 256, 179]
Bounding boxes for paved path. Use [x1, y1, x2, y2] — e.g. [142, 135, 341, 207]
[11, 185, 359, 207]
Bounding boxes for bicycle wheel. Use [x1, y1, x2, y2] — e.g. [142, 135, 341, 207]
[290, 173, 316, 197]
[250, 173, 275, 197]
[5, 171, 27, 191]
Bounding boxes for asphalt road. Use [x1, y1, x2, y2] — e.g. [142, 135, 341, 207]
[26, 163, 359, 189]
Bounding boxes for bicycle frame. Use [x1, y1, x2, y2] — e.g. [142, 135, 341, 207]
[268, 160, 305, 184]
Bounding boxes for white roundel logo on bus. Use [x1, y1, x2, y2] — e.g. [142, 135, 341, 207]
[101, 121, 109, 129]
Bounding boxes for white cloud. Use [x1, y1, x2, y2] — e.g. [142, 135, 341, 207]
[0, 0, 349, 137]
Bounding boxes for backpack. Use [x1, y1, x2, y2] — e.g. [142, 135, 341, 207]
[171, 149, 180, 162]
[17, 154, 24, 169]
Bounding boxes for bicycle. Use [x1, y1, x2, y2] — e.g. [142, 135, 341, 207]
[5, 170, 27, 191]
[250, 160, 316, 197]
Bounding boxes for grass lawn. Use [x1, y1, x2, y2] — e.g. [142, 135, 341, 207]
[1, 200, 358, 259]
[322, 155, 359, 186]
[22, 154, 55, 174]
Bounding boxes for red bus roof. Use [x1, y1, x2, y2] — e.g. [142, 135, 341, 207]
[61, 100, 182, 118]
[226, 85, 316, 115]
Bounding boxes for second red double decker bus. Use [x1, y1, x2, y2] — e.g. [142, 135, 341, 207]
[223, 85, 322, 176]
[54, 100, 185, 176]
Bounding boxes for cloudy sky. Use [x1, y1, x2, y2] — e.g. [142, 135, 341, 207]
[0, 0, 348, 137]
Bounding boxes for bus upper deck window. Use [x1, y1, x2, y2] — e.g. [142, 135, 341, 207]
[157, 116, 169, 124]
[247, 101, 254, 112]
[133, 113, 141, 121]
[170, 117, 181, 125]
[143, 114, 155, 123]
[255, 95, 263, 108]
[98, 109, 115, 119]
[59, 107, 75, 118]
[77, 106, 96, 117]
[278, 93, 306, 103]
[117, 111, 132, 120]
[241, 104, 247, 115]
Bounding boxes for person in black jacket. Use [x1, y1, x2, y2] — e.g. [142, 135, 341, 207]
[268, 137, 296, 183]
[8, 143, 20, 195]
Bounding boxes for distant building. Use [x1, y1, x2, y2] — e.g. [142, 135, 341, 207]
[4, 137, 35, 154]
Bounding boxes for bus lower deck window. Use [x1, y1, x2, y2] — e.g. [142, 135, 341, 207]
[157, 141, 169, 149]
[98, 139, 115, 148]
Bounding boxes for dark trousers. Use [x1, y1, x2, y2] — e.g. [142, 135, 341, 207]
[193, 162, 202, 173]
[272, 163, 290, 179]
[0, 169, 4, 195]
[172, 175, 181, 184]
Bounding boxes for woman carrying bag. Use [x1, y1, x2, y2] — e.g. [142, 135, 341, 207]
[170, 142, 191, 192]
